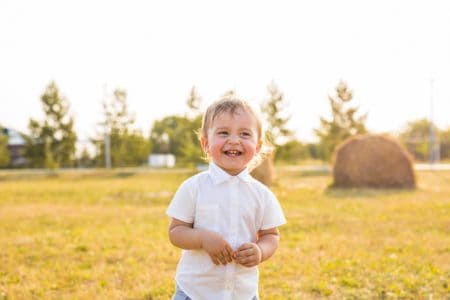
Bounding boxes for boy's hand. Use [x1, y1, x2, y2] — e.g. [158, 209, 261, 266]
[234, 243, 262, 267]
[200, 230, 233, 265]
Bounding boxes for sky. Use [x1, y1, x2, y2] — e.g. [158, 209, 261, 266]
[1, 0, 450, 148]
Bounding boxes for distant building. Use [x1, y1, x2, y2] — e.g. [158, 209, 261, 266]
[2, 127, 27, 167]
[148, 153, 175, 168]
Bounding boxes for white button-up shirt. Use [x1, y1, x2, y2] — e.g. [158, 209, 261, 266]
[167, 163, 286, 300]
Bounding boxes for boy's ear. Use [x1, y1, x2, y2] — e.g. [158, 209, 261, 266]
[200, 136, 209, 153]
[256, 139, 263, 153]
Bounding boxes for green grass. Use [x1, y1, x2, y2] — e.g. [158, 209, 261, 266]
[0, 168, 449, 299]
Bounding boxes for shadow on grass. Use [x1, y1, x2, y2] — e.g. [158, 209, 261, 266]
[299, 170, 331, 177]
[324, 185, 415, 198]
[115, 171, 136, 178]
[0, 170, 60, 181]
[278, 169, 331, 178]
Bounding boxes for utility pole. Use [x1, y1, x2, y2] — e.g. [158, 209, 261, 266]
[429, 76, 439, 165]
[104, 130, 111, 168]
[103, 83, 112, 169]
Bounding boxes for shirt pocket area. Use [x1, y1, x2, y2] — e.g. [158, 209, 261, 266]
[194, 204, 220, 232]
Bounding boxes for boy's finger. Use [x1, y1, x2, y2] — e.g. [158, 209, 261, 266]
[217, 254, 227, 265]
[209, 254, 219, 265]
[225, 245, 233, 260]
[225, 251, 233, 263]
[239, 245, 255, 255]
[221, 250, 232, 263]
[236, 255, 245, 263]
[245, 247, 256, 257]
[226, 244, 233, 253]
[237, 243, 252, 251]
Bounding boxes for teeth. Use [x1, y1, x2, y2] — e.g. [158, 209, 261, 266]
[226, 150, 241, 155]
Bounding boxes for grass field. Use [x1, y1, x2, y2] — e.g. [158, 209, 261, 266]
[0, 168, 449, 299]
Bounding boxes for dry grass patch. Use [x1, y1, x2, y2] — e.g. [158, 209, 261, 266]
[0, 168, 449, 299]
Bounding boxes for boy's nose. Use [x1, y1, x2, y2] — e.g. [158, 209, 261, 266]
[228, 135, 240, 144]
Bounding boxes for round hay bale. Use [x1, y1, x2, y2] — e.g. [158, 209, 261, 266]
[250, 154, 275, 186]
[332, 134, 416, 188]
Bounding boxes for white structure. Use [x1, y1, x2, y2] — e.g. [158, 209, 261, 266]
[2, 127, 27, 167]
[3, 127, 25, 146]
[148, 154, 176, 168]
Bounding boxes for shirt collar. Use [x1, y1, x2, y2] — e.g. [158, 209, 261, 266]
[208, 162, 253, 185]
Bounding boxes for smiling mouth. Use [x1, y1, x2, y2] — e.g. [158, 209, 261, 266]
[224, 150, 242, 157]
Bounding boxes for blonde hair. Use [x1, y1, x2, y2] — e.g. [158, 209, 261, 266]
[199, 96, 273, 171]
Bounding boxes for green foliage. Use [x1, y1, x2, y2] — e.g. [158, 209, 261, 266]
[261, 81, 293, 147]
[439, 127, 450, 160]
[150, 115, 203, 166]
[75, 148, 94, 168]
[0, 126, 11, 168]
[93, 89, 150, 167]
[315, 80, 367, 161]
[24, 81, 77, 168]
[275, 139, 310, 162]
[149, 87, 205, 167]
[44, 137, 57, 170]
[306, 143, 321, 160]
[186, 85, 201, 116]
[398, 118, 438, 161]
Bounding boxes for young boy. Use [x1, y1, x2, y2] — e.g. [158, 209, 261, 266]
[167, 96, 286, 300]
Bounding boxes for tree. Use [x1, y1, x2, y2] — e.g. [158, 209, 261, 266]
[44, 136, 57, 169]
[222, 89, 236, 98]
[75, 147, 94, 168]
[24, 81, 77, 168]
[149, 87, 206, 167]
[0, 126, 11, 168]
[184, 87, 204, 164]
[260, 81, 293, 147]
[439, 127, 450, 161]
[306, 143, 321, 160]
[150, 115, 203, 166]
[93, 88, 150, 167]
[314, 80, 367, 161]
[275, 139, 310, 163]
[186, 85, 202, 117]
[398, 118, 438, 161]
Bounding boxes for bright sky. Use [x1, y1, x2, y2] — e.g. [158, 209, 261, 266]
[1, 0, 449, 146]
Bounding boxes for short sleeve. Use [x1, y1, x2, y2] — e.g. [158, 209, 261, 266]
[260, 188, 287, 230]
[166, 178, 197, 224]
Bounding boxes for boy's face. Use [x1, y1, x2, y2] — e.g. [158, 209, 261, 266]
[201, 108, 262, 175]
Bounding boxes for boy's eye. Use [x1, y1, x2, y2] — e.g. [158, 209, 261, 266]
[218, 131, 228, 136]
[241, 132, 252, 138]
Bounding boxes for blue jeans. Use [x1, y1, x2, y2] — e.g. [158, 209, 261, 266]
[172, 285, 191, 300]
[172, 285, 258, 300]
